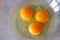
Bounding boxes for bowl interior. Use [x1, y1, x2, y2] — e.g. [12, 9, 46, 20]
[9, 0, 60, 40]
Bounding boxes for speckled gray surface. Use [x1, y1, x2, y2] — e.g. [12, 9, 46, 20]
[0, 0, 60, 40]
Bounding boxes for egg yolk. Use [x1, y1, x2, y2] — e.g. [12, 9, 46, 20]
[28, 22, 42, 35]
[35, 10, 49, 23]
[20, 7, 33, 21]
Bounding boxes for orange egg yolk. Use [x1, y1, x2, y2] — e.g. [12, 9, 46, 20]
[28, 22, 42, 35]
[20, 7, 33, 21]
[35, 10, 49, 23]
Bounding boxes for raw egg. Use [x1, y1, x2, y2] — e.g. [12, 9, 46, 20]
[20, 7, 33, 21]
[35, 10, 49, 23]
[28, 22, 42, 35]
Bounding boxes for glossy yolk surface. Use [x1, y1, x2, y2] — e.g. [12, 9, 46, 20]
[35, 10, 49, 23]
[28, 22, 42, 35]
[20, 7, 33, 21]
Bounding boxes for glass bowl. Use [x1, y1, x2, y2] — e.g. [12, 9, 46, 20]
[2, 0, 60, 40]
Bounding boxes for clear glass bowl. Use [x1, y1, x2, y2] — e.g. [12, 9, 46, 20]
[1, 0, 60, 40]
